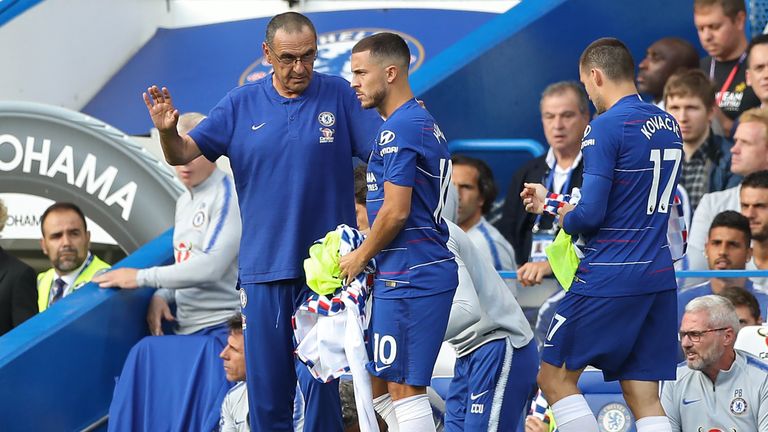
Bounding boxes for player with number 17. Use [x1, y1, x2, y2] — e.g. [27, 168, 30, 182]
[521, 38, 683, 432]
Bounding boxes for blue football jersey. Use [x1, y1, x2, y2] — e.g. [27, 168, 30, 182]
[564, 95, 682, 296]
[366, 99, 457, 299]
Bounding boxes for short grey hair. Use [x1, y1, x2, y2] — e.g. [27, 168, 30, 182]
[177, 112, 205, 136]
[685, 295, 742, 333]
[540, 81, 590, 115]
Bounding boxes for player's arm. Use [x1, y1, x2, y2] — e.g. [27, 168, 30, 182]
[560, 173, 611, 235]
[340, 182, 411, 284]
[143, 86, 202, 165]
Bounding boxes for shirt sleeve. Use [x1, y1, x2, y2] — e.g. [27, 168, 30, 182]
[581, 119, 618, 180]
[562, 173, 612, 235]
[660, 380, 682, 432]
[444, 229, 482, 341]
[380, 120, 419, 188]
[219, 393, 236, 432]
[187, 92, 236, 162]
[136, 177, 241, 290]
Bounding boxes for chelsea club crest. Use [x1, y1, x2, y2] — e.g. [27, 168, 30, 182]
[239, 28, 425, 85]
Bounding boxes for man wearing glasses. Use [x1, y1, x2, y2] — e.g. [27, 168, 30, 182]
[661, 295, 768, 431]
[143, 12, 382, 432]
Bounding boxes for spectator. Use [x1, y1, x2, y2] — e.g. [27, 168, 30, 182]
[219, 314, 248, 432]
[719, 285, 763, 325]
[497, 81, 589, 269]
[37, 202, 110, 312]
[746, 34, 768, 108]
[739, 170, 768, 285]
[688, 108, 768, 271]
[664, 69, 740, 211]
[694, 0, 760, 136]
[0, 198, 37, 335]
[94, 113, 240, 336]
[661, 295, 768, 431]
[143, 12, 381, 431]
[637, 37, 699, 109]
[451, 155, 516, 271]
[677, 211, 768, 325]
[353, 164, 369, 231]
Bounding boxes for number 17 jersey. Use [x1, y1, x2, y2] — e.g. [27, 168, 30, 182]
[572, 95, 682, 297]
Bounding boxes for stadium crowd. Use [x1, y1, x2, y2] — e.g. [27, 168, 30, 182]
[4, 1, 768, 431]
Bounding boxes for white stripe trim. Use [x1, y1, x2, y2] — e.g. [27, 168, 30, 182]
[599, 227, 653, 231]
[376, 278, 410, 284]
[381, 247, 407, 252]
[417, 166, 440, 178]
[366, 198, 384, 202]
[404, 226, 439, 232]
[487, 337, 513, 432]
[589, 260, 653, 266]
[408, 257, 454, 270]
[614, 167, 653, 172]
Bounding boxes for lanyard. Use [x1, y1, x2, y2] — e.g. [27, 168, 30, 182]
[710, 53, 746, 106]
[49, 253, 94, 303]
[532, 162, 575, 233]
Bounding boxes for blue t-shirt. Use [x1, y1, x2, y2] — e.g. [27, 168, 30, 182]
[189, 72, 383, 284]
[366, 99, 457, 299]
[564, 94, 683, 297]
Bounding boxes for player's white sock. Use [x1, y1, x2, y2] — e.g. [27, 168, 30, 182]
[551, 394, 599, 432]
[373, 393, 399, 432]
[393, 394, 434, 432]
[635, 415, 672, 432]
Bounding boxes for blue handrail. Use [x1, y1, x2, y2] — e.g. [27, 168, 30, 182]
[498, 269, 768, 280]
[448, 139, 545, 156]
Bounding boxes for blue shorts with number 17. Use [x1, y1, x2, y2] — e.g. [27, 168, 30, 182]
[541, 290, 677, 382]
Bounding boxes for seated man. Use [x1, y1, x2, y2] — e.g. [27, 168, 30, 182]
[37, 202, 110, 312]
[719, 285, 763, 325]
[0, 198, 37, 335]
[95, 112, 241, 335]
[636, 36, 699, 109]
[451, 155, 516, 271]
[662, 295, 768, 431]
[219, 314, 248, 431]
[678, 210, 768, 324]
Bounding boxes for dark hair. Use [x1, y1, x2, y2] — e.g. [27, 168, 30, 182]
[540, 81, 590, 115]
[719, 285, 761, 322]
[265, 12, 316, 45]
[451, 155, 497, 214]
[747, 34, 768, 69]
[40, 202, 87, 235]
[663, 69, 716, 107]
[660, 37, 701, 71]
[227, 313, 243, 333]
[352, 32, 411, 69]
[579, 37, 635, 82]
[741, 170, 768, 190]
[353, 164, 368, 205]
[709, 210, 751, 244]
[693, 0, 746, 20]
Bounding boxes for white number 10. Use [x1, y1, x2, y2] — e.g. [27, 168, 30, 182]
[646, 148, 682, 215]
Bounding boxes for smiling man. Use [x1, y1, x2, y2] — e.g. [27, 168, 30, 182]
[676, 210, 768, 326]
[37, 202, 110, 312]
[662, 295, 768, 431]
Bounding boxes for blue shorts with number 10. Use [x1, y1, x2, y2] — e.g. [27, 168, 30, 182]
[541, 289, 678, 382]
[367, 290, 455, 386]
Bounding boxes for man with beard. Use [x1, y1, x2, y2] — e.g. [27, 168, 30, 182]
[677, 210, 768, 326]
[637, 37, 699, 109]
[661, 295, 768, 431]
[37, 202, 110, 312]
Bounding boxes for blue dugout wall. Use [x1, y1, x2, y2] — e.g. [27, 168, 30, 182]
[413, 0, 702, 147]
[0, 230, 173, 431]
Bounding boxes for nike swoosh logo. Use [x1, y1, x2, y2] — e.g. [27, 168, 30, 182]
[470, 390, 489, 401]
[374, 364, 391, 373]
[252, 122, 266, 131]
[682, 398, 700, 405]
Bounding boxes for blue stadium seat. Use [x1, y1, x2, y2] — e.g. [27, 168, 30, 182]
[578, 368, 637, 432]
[430, 376, 453, 401]
[449, 139, 545, 201]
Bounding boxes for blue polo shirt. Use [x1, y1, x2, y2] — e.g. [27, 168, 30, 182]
[189, 72, 382, 284]
[366, 99, 457, 299]
[563, 95, 682, 297]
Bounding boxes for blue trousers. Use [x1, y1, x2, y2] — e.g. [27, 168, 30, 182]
[240, 281, 343, 432]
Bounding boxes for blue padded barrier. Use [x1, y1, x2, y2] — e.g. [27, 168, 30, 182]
[0, 229, 174, 431]
[449, 139, 545, 201]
